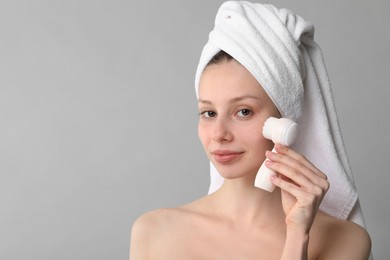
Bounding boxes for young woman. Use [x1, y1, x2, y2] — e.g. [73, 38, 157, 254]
[130, 2, 371, 259]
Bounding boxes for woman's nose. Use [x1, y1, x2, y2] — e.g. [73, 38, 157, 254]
[212, 117, 233, 143]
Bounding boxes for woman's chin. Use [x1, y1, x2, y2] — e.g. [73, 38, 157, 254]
[217, 168, 258, 180]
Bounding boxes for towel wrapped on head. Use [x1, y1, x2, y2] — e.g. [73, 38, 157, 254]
[195, 1, 366, 227]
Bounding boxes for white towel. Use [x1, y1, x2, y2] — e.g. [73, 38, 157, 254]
[195, 1, 366, 228]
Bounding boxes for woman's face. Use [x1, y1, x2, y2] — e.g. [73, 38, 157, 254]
[198, 60, 281, 180]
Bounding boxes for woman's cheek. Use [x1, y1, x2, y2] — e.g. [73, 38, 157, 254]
[242, 125, 273, 153]
[198, 123, 210, 149]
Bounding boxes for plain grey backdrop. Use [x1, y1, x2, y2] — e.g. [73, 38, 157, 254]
[0, 0, 389, 259]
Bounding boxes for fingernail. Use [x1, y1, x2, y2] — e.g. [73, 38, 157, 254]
[275, 144, 286, 151]
[266, 150, 274, 158]
[265, 160, 272, 166]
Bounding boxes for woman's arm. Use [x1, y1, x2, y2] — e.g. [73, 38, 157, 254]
[281, 227, 309, 260]
[266, 144, 330, 260]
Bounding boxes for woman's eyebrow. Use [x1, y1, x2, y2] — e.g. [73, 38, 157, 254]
[198, 95, 261, 105]
[198, 99, 212, 105]
[229, 95, 261, 103]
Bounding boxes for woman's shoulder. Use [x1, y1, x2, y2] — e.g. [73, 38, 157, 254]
[129, 208, 183, 258]
[312, 211, 371, 259]
[131, 207, 193, 237]
[133, 196, 212, 230]
[130, 198, 212, 257]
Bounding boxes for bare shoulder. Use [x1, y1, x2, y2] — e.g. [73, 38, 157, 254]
[312, 212, 371, 259]
[132, 208, 179, 230]
[129, 199, 211, 259]
[130, 207, 187, 243]
[129, 208, 185, 259]
[132, 198, 210, 232]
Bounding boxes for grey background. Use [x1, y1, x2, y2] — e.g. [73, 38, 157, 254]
[0, 0, 388, 259]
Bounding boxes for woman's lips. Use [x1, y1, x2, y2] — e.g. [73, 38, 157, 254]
[212, 150, 244, 164]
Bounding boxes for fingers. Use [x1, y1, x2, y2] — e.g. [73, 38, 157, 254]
[272, 144, 328, 181]
[266, 144, 330, 232]
[265, 159, 311, 188]
[265, 145, 330, 194]
[274, 144, 325, 179]
[270, 174, 318, 208]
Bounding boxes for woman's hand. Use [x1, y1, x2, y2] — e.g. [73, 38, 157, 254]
[265, 144, 330, 234]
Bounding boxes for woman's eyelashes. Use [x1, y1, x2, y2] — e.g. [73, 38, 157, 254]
[199, 110, 217, 119]
[199, 107, 254, 120]
[236, 108, 253, 119]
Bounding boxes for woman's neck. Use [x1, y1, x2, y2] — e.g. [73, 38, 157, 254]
[209, 177, 286, 229]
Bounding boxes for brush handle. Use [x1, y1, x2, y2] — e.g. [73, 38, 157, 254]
[254, 147, 277, 192]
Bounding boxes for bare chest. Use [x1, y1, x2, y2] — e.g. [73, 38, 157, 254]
[149, 223, 285, 259]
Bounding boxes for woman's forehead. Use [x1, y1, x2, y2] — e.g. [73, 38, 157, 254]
[198, 61, 267, 100]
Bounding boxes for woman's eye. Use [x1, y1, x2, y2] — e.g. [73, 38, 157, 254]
[236, 109, 252, 118]
[200, 111, 216, 118]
